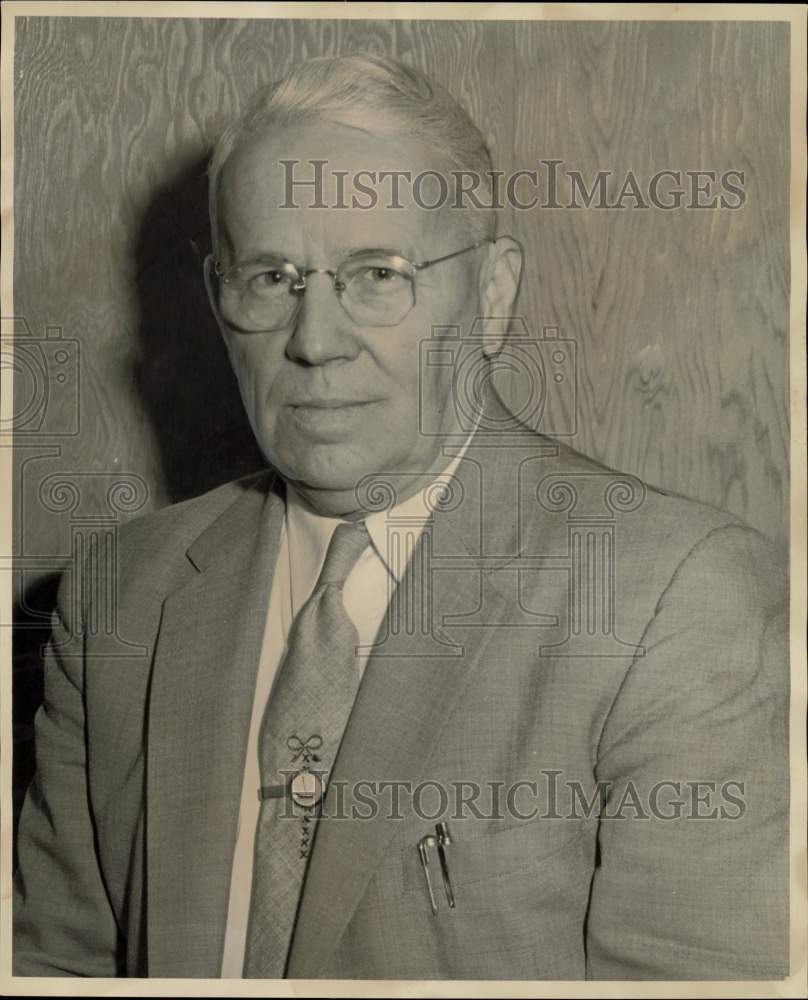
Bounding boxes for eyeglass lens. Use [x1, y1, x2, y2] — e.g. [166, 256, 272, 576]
[214, 252, 417, 331]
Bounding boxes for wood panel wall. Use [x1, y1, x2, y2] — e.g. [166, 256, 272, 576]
[11, 16, 790, 832]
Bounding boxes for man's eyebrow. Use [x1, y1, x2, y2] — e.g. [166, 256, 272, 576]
[227, 248, 290, 263]
[341, 246, 410, 258]
[235, 245, 414, 263]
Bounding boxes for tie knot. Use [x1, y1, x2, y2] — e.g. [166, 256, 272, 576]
[317, 520, 369, 588]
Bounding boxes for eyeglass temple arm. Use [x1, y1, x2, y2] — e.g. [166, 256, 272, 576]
[414, 239, 495, 271]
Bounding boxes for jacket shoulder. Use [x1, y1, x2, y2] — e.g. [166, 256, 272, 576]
[543, 436, 773, 548]
[519, 435, 786, 632]
[109, 468, 274, 593]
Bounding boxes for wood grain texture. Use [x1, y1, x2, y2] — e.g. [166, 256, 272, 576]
[511, 20, 789, 550]
[11, 17, 790, 834]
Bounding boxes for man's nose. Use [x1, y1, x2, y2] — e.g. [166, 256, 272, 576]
[285, 273, 359, 366]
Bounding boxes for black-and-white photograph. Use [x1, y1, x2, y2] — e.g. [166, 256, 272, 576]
[2, 2, 805, 990]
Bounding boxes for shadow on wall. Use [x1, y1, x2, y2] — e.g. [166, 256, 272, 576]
[13, 153, 266, 858]
[133, 151, 265, 503]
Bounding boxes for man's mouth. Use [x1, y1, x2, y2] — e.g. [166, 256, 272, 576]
[286, 398, 383, 433]
[289, 398, 381, 411]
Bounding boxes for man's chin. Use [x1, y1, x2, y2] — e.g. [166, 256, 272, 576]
[283, 478, 374, 519]
[267, 449, 383, 515]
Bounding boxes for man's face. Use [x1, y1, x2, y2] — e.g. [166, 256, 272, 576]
[213, 121, 488, 514]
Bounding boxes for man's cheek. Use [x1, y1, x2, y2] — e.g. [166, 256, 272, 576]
[423, 367, 455, 419]
[232, 347, 280, 403]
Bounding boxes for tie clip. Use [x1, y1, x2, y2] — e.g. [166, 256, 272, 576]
[259, 770, 325, 807]
[258, 784, 286, 800]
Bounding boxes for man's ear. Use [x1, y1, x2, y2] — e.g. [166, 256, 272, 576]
[477, 237, 524, 357]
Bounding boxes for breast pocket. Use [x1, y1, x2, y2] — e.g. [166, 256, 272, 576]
[399, 816, 591, 896]
[373, 816, 594, 979]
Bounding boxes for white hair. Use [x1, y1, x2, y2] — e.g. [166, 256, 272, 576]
[208, 53, 496, 254]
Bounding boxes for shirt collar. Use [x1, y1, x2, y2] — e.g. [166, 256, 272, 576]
[285, 425, 478, 603]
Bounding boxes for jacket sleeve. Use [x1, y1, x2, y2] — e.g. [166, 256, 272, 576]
[585, 523, 789, 980]
[13, 568, 123, 976]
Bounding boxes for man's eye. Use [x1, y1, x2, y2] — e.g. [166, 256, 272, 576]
[248, 270, 289, 293]
[359, 266, 405, 283]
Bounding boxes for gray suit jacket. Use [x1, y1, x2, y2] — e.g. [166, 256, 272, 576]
[13, 403, 789, 980]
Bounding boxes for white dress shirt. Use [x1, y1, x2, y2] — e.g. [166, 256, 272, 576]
[220, 444, 473, 977]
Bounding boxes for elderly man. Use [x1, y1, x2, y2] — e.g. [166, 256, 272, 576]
[13, 54, 788, 981]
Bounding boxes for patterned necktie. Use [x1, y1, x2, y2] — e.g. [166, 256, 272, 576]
[243, 519, 370, 979]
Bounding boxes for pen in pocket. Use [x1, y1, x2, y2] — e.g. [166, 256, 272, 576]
[417, 834, 438, 915]
[435, 821, 456, 908]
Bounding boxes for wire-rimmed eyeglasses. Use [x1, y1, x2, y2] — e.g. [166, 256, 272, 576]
[203, 239, 494, 333]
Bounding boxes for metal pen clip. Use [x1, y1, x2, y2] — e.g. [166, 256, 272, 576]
[435, 821, 456, 908]
[417, 834, 438, 915]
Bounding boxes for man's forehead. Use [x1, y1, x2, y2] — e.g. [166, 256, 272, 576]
[218, 120, 453, 259]
[224, 118, 440, 186]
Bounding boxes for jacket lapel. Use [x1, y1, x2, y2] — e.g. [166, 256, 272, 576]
[144, 389, 559, 978]
[145, 470, 284, 977]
